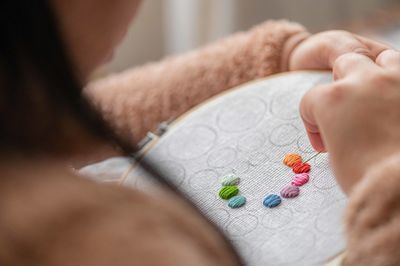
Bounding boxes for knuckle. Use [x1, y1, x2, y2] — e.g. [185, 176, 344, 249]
[351, 47, 371, 57]
[376, 50, 400, 71]
[334, 53, 357, 71]
[368, 71, 398, 87]
[303, 82, 351, 115]
[375, 49, 390, 64]
[310, 83, 347, 114]
[323, 83, 347, 104]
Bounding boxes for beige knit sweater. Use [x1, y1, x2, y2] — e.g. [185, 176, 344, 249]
[86, 20, 306, 145]
[2, 20, 398, 265]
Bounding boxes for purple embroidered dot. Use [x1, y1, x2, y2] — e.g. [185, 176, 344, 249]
[280, 184, 300, 198]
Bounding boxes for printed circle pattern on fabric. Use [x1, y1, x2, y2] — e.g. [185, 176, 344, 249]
[121, 72, 345, 266]
[217, 96, 267, 132]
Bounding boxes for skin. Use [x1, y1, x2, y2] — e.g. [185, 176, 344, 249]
[300, 49, 400, 193]
[50, 0, 142, 80]
[289, 30, 389, 72]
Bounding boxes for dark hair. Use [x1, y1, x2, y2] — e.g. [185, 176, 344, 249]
[0, 1, 133, 154]
[0, 1, 244, 263]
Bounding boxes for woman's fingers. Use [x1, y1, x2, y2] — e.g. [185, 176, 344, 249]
[333, 52, 380, 80]
[299, 84, 329, 152]
[354, 35, 390, 58]
[306, 131, 326, 152]
[289, 30, 390, 71]
[376, 49, 400, 70]
[319, 31, 388, 69]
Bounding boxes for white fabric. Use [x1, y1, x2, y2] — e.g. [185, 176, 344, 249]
[79, 157, 131, 182]
[126, 72, 346, 266]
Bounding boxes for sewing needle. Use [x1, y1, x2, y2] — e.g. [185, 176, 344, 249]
[303, 151, 321, 163]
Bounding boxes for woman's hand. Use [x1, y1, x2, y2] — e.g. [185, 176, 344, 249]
[300, 49, 400, 193]
[286, 30, 389, 71]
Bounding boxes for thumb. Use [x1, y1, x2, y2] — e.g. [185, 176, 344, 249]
[300, 84, 328, 152]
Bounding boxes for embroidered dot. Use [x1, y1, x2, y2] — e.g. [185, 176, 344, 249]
[280, 184, 300, 198]
[228, 195, 247, 208]
[291, 173, 309, 186]
[221, 174, 241, 186]
[219, 186, 239, 200]
[283, 153, 302, 167]
[263, 194, 282, 208]
[292, 162, 311, 173]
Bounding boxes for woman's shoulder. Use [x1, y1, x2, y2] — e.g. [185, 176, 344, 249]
[0, 158, 239, 266]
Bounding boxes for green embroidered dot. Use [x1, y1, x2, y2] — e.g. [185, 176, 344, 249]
[228, 195, 246, 208]
[221, 174, 240, 186]
[219, 186, 239, 200]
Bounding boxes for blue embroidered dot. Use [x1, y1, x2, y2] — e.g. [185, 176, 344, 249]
[228, 195, 246, 208]
[263, 194, 282, 208]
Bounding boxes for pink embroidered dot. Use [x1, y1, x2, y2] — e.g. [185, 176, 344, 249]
[291, 173, 309, 186]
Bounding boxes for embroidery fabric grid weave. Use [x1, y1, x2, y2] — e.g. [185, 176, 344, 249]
[123, 72, 347, 266]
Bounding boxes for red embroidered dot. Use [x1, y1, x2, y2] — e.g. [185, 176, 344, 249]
[292, 162, 311, 174]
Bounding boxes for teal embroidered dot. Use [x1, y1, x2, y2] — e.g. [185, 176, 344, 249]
[228, 195, 246, 208]
[221, 174, 240, 186]
[219, 186, 239, 200]
[263, 194, 281, 208]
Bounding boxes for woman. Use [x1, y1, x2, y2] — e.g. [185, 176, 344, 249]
[0, 0, 397, 265]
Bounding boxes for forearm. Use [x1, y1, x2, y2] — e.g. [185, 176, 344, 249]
[86, 20, 306, 145]
[344, 152, 400, 266]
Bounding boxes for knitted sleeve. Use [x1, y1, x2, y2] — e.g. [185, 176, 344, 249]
[344, 153, 400, 266]
[85, 20, 307, 144]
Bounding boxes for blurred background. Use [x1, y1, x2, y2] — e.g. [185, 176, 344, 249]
[103, 0, 400, 73]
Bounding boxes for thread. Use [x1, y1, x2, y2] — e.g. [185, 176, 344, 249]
[221, 174, 241, 186]
[263, 194, 282, 208]
[219, 186, 239, 200]
[280, 184, 300, 198]
[303, 152, 321, 163]
[291, 173, 309, 186]
[292, 162, 311, 173]
[283, 153, 302, 167]
[228, 195, 247, 208]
